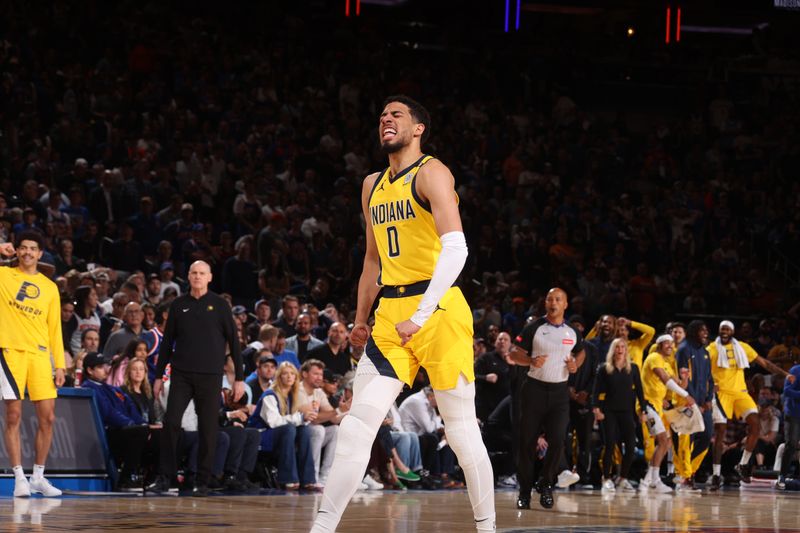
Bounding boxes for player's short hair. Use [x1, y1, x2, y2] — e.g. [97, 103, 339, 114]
[383, 94, 431, 145]
[15, 230, 44, 250]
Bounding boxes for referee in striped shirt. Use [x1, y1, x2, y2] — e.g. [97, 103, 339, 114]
[510, 288, 585, 510]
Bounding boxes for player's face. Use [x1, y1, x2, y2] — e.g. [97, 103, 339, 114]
[698, 325, 709, 345]
[660, 341, 674, 357]
[379, 102, 420, 154]
[671, 326, 686, 344]
[17, 239, 43, 269]
[599, 316, 615, 337]
[719, 325, 733, 343]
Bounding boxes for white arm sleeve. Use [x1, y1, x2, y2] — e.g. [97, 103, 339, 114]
[410, 231, 468, 327]
[666, 379, 689, 398]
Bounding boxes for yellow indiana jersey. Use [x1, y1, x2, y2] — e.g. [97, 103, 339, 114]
[0, 267, 65, 368]
[642, 352, 675, 410]
[368, 155, 449, 286]
[708, 340, 758, 394]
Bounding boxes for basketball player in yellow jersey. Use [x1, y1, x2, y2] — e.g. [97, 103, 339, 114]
[640, 334, 693, 493]
[0, 231, 66, 497]
[707, 320, 793, 488]
[312, 96, 495, 533]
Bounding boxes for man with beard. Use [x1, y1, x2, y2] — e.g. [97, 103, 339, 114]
[311, 96, 495, 533]
[707, 320, 793, 488]
[285, 312, 324, 363]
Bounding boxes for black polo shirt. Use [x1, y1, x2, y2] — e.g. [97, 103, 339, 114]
[156, 290, 243, 380]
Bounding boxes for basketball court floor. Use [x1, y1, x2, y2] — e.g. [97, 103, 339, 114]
[2, 486, 798, 532]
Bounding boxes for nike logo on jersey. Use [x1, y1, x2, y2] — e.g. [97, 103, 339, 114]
[183, 308, 189, 312]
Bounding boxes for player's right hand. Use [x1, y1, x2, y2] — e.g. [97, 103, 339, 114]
[0, 242, 15, 257]
[350, 322, 371, 347]
[531, 355, 548, 368]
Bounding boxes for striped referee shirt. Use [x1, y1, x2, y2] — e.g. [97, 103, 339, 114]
[514, 317, 584, 383]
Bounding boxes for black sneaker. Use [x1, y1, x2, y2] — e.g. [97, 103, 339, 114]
[707, 475, 722, 491]
[240, 477, 262, 494]
[116, 474, 142, 492]
[735, 464, 752, 484]
[539, 483, 554, 509]
[193, 484, 209, 497]
[146, 475, 173, 495]
[516, 495, 531, 510]
[223, 476, 247, 492]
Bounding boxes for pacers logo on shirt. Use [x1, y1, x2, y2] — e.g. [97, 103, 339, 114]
[15, 281, 40, 302]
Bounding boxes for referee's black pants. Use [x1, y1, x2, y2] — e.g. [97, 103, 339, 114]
[516, 377, 569, 496]
[160, 370, 221, 485]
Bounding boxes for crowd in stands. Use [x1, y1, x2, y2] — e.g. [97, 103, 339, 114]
[1, 1, 799, 492]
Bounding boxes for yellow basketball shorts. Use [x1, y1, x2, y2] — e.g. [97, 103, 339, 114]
[0, 348, 57, 401]
[716, 390, 757, 422]
[365, 284, 474, 390]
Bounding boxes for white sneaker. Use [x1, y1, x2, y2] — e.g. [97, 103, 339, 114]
[29, 477, 62, 497]
[617, 478, 636, 493]
[639, 471, 653, 491]
[14, 477, 31, 498]
[362, 475, 383, 490]
[652, 479, 673, 494]
[556, 469, 580, 489]
[357, 481, 369, 491]
[601, 478, 616, 494]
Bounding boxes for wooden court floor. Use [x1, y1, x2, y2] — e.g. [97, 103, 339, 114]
[2, 487, 799, 532]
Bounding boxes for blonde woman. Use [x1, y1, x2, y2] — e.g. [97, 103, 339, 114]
[248, 362, 317, 489]
[122, 359, 158, 426]
[591, 338, 646, 493]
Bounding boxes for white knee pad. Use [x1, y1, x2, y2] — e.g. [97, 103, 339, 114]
[334, 407, 376, 460]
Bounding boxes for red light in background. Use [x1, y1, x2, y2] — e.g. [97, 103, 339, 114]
[676, 7, 681, 42]
[665, 6, 671, 43]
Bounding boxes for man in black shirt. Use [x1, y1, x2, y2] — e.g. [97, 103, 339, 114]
[151, 260, 244, 496]
[272, 294, 300, 337]
[306, 322, 352, 376]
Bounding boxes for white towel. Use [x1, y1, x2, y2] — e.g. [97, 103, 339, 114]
[715, 336, 749, 369]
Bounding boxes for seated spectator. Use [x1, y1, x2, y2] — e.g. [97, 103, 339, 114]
[64, 285, 101, 356]
[298, 359, 345, 487]
[218, 388, 261, 492]
[103, 302, 145, 359]
[398, 386, 460, 486]
[246, 353, 278, 402]
[108, 339, 149, 387]
[80, 352, 149, 491]
[248, 362, 316, 490]
[754, 392, 781, 468]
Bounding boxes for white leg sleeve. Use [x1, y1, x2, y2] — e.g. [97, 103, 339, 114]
[311, 374, 404, 533]
[434, 375, 496, 532]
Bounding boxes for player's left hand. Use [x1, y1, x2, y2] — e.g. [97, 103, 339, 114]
[395, 320, 421, 346]
[54, 368, 66, 388]
[565, 356, 578, 374]
[232, 380, 246, 403]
